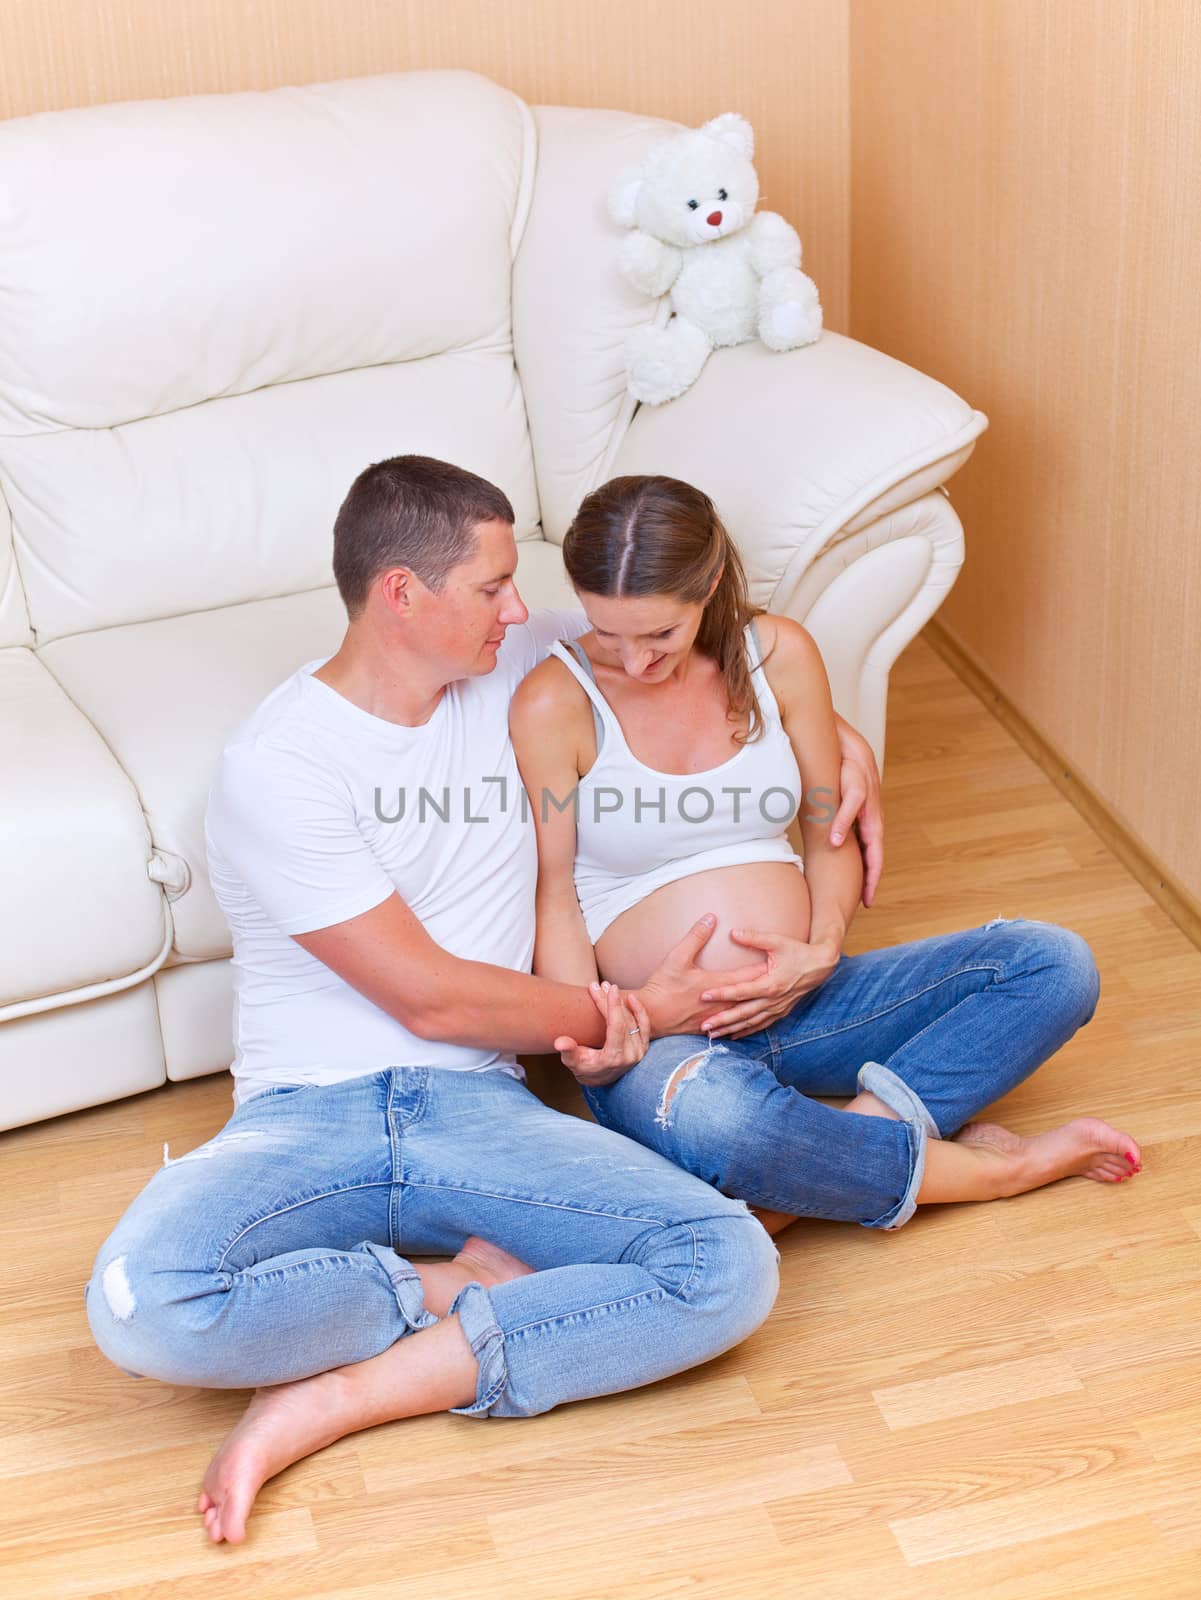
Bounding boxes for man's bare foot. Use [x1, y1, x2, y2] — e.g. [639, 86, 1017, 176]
[749, 1206, 797, 1237]
[955, 1117, 1142, 1194]
[196, 1316, 478, 1544]
[417, 1235, 535, 1318]
[196, 1370, 358, 1545]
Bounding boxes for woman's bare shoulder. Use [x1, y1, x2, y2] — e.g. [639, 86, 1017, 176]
[509, 650, 593, 726]
[754, 613, 824, 674]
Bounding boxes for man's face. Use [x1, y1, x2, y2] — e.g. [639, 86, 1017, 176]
[418, 518, 529, 678]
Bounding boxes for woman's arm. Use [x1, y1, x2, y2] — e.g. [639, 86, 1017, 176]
[765, 615, 865, 950]
[696, 614, 863, 1037]
[509, 658, 600, 988]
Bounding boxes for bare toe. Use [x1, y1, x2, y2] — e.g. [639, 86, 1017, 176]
[1049, 1117, 1142, 1188]
[959, 1116, 1144, 1199]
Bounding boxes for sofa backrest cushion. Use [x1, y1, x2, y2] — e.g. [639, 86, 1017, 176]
[0, 498, 32, 648]
[514, 106, 676, 543]
[0, 70, 542, 643]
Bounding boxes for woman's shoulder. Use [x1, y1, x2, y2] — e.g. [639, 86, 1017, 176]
[753, 613, 828, 710]
[509, 646, 595, 724]
[753, 612, 822, 668]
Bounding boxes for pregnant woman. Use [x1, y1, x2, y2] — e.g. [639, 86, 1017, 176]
[510, 474, 1140, 1232]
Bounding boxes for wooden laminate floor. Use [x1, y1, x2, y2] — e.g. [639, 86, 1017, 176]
[2, 633, 1199, 1599]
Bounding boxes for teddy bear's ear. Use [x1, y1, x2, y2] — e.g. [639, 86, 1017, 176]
[607, 174, 644, 228]
[701, 113, 754, 160]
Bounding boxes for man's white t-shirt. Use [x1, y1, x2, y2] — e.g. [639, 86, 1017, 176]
[205, 608, 586, 1103]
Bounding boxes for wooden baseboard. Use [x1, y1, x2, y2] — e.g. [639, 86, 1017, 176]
[923, 620, 1201, 951]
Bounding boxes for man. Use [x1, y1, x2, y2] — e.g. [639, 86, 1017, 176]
[92, 455, 883, 1543]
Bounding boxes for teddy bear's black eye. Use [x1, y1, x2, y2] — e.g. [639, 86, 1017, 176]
[686, 199, 699, 210]
[718, 188, 728, 201]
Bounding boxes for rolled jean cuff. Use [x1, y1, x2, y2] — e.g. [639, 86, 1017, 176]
[857, 1062, 939, 1232]
[362, 1241, 440, 1334]
[862, 1116, 927, 1231]
[446, 1280, 509, 1418]
[857, 1061, 941, 1138]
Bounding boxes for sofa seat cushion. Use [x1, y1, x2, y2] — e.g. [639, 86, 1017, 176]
[39, 589, 349, 961]
[40, 551, 576, 967]
[0, 647, 167, 1010]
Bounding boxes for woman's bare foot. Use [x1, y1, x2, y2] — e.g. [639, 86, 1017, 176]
[954, 1116, 1142, 1194]
[417, 1235, 535, 1318]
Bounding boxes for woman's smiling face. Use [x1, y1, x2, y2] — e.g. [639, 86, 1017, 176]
[576, 589, 707, 682]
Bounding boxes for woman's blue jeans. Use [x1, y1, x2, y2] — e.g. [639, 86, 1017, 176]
[86, 1067, 779, 1412]
[585, 919, 1101, 1231]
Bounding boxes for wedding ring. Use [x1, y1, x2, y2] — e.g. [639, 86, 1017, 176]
[628, 1026, 642, 1037]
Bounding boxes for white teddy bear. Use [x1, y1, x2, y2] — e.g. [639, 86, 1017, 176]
[610, 112, 822, 405]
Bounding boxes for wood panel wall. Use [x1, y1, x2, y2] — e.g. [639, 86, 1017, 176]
[0, 0, 849, 330]
[850, 0, 1201, 905]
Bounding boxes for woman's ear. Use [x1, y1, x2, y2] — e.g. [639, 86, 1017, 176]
[705, 564, 725, 602]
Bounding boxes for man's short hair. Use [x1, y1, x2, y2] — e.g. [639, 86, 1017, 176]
[332, 456, 515, 618]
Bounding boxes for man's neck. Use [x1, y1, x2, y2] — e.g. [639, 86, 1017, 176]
[313, 629, 452, 728]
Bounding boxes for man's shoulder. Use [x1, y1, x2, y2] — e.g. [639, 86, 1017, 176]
[211, 666, 343, 804]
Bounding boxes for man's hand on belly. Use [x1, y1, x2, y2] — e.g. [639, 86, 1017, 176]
[635, 914, 766, 1039]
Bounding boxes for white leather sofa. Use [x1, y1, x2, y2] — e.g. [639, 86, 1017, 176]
[0, 70, 986, 1130]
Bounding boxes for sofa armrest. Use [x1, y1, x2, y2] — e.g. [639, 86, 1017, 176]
[606, 331, 987, 607]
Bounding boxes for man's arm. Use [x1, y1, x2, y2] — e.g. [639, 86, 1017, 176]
[212, 727, 741, 1058]
[210, 737, 615, 1054]
[295, 892, 613, 1054]
[297, 892, 729, 1054]
[830, 711, 884, 906]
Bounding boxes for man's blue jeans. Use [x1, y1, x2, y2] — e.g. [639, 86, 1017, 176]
[585, 919, 1101, 1230]
[86, 1068, 779, 1410]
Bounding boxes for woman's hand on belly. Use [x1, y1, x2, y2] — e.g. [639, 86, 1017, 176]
[696, 928, 841, 1038]
[595, 863, 811, 991]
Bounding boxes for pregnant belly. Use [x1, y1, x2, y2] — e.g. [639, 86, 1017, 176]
[594, 861, 811, 990]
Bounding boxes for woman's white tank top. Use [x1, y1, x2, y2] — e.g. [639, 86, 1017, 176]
[547, 622, 805, 943]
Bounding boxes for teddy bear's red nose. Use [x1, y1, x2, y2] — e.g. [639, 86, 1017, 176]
[707, 210, 723, 226]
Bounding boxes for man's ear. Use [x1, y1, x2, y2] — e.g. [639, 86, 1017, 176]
[379, 567, 414, 615]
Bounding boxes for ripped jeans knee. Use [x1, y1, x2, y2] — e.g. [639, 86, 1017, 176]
[654, 1044, 725, 1130]
[589, 1040, 931, 1233]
